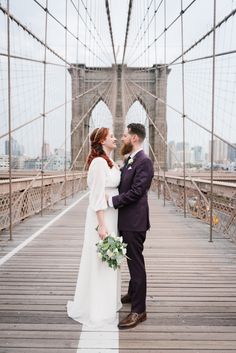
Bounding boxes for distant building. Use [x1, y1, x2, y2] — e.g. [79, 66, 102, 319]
[167, 141, 176, 169]
[54, 148, 65, 157]
[228, 143, 236, 162]
[0, 154, 27, 169]
[46, 154, 71, 171]
[209, 139, 228, 164]
[191, 146, 203, 164]
[176, 150, 191, 165]
[45, 149, 71, 171]
[0, 155, 9, 170]
[5, 138, 24, 156]
[175, 142, 191, 166]
[24, 157, 42, 170]
[42, 142, 50, 158]
[176, 142, 190, 152]
[14, 156, 26, 169]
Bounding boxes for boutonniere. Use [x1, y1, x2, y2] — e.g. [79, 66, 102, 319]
[126, 157, 134, 170]
[127, 157, 134, 166]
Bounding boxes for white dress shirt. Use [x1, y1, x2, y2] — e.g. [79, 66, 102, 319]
[108, 148, 143, 208]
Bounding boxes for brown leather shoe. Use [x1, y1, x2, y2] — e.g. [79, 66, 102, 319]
[118, 312, 147, 329]
[121, 293, 131, 304]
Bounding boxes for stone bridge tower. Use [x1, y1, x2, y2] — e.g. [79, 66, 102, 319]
[69, 64, 170, 170]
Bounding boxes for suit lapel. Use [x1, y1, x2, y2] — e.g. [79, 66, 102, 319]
[121, 150, 144, 177]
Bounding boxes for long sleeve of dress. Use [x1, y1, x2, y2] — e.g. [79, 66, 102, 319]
[88, 157, 108, 212]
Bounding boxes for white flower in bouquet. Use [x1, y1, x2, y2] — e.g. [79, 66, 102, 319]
[106, 249, 114, 258]
[95, 230, 129, 270]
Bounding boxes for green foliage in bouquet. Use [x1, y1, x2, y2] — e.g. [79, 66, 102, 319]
[96, 232, 129, 270]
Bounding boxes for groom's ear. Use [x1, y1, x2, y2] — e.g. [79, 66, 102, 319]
[131, 134, 139, 142]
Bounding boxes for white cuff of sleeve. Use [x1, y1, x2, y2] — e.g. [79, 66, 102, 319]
[108, 195, 114, 208]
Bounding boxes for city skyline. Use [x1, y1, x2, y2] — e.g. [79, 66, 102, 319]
[1, 135, 236, 171]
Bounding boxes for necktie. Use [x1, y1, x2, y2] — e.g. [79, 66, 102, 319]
[125, 155, 131, 168]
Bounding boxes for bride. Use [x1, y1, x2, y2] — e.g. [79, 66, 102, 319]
[67, 127, 122, 327]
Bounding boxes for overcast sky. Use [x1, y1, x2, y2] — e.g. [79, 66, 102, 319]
[0, 0, 235, 159]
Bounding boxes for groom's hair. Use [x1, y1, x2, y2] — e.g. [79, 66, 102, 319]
[127, 123, 146, 141]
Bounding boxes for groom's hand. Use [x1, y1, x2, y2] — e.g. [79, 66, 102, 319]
[105, 194, 114, 208]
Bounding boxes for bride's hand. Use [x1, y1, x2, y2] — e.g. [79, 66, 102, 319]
[98, 224, 108, 240]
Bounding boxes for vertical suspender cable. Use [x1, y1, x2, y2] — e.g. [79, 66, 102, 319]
[180, 0, 186, 217]
[40, 0, 48, 215]
[72, 0, 80, 196]
[7, 0, 12, 240]
[154, 0, 160, 199]
[210, 0, 217, 242]
[163, 0, 166, 206]
[64, 0, 68, 205]
[82, 0, 88, 164]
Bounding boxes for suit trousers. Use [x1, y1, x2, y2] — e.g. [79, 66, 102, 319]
[120, 230, 146, 314]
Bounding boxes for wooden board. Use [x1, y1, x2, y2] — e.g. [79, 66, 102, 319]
[0, 192, 236, 352]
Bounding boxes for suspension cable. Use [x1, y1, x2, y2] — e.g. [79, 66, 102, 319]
[9, 80, 113, 212]
[127, 78, 236, 151]
[126, 0, 155, 63]
[0, 79, 112, 140]
[129, 0, 197, 66]
[122, 0, 134, 65]
[125, 79, 210, 207]
[0, 3, 109, 67]
[78, 0, 114, 63]
[105, 0, 117, 65]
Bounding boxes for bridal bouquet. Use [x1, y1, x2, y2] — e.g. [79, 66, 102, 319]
[96, 232, 129, 270]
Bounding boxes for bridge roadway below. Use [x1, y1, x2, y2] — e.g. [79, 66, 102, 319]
[0, 191, 236, 352]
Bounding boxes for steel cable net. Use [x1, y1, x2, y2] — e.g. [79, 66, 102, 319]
[0, 0, 236, 240]
[123, 0, 236, 240]
[0, 0, 113, 235]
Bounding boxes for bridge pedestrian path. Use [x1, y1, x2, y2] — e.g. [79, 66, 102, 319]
[0, 191, 236, 352]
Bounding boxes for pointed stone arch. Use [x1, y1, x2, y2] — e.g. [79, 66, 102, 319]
[89, 99, 113, 132]
[126, 100, 149, 155]
[69, 64, 170, 170]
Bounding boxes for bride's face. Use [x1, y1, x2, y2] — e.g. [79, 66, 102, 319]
[102, 130, 117, 150]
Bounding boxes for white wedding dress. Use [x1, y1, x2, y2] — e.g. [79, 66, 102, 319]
[67, 157, 122, 328]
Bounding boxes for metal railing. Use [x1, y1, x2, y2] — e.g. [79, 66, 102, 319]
[0, 172, 87, 231]
[151, 173, 236, 242]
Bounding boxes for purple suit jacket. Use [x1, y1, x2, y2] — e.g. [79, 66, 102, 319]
[112, 150, 154, 231]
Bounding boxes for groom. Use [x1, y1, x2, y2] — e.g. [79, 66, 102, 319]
[108, 123, 154, 329]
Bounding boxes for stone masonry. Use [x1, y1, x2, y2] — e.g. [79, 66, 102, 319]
[69, 64, 170, 170]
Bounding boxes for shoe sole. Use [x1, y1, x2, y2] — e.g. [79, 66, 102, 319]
[118, 314, 147, 330]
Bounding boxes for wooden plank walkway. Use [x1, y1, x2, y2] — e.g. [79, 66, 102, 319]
[0, 191, 236, 352]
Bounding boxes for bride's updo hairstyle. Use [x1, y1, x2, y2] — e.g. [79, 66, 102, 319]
[86, 127, 113, 169]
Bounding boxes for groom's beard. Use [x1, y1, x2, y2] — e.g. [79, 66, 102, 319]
[120, 142, 133, 156]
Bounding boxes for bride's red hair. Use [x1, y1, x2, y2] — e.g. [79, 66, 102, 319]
[86, 127, 113, 169]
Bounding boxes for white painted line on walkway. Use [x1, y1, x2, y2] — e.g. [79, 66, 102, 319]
[77, 316, 119, 353]
[0, 192, 89, 267]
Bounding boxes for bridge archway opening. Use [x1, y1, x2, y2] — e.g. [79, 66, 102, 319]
[125, 100, 149, 155]
[89, 100, 113, 133]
